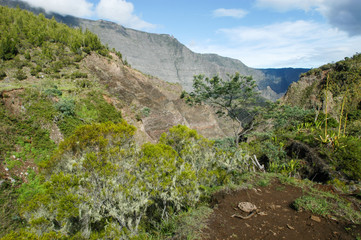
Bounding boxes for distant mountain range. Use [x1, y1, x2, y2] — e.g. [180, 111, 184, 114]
[0, 0, 309, 100]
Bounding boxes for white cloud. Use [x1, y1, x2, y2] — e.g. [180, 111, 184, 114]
[255, 0, 361, 36]
[213, 8, 248, 19]
[96, 0, 155, 30]
[21, 0, 155, 31]
[255, 0, 323, 11]
[188, 20, 361, 68]
[22, 0, 94, 17]
[317, 0, 361, 36]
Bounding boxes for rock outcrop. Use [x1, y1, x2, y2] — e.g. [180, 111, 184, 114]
[82, 53, 234, 142]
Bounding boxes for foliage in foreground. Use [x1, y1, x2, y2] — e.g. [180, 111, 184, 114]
[4, 123, 254, 239]
[245, 100, 361, 181]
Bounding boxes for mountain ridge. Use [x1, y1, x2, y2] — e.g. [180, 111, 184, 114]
[0, 0, 309, 100]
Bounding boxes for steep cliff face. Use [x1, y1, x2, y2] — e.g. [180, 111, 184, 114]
[0, 0, 308, 101]
[82, 53, 234, 142]
[64, 19, 265, 91]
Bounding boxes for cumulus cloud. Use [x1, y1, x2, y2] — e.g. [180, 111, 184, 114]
[96, 0, 155, 30]
[188, 20, 361, 68]
[22, 0, 94, 17]
[213, 8, 248, 18]
[255, 0, 361, 36]
[317, 0, 361, 36]
[21, 0, 155, 30]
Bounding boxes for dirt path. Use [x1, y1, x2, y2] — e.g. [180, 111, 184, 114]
[203, 182, 361, 240]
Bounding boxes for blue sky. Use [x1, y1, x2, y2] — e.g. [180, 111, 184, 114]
[21, 0, 361, 68]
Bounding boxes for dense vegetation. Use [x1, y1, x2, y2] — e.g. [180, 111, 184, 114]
[245, 54, 361, 182]
[0, 6, 123, 237]
[0, 5, 360, 240]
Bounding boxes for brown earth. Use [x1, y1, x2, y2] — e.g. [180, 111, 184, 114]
[203, 181, 361, 240]
[82, 53, 235, 143]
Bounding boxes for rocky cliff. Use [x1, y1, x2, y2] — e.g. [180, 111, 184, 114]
[0, 0, 309, 101]
[82, 53, 234, 142]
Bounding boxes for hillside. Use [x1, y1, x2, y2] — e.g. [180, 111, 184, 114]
[0, 5, 237, 236]
[0, 5, 360, 240]
[282, 54, 361, 120]
[0, 0, 309, 101]
[243, 54, 361, 183]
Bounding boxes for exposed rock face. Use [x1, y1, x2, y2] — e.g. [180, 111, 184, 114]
[83, 53, 234, 142]
[0, 0, 309, 101]
[68, 19, 264, 91]
[282, 73, 323, 109]
[75, 19, 309, 101]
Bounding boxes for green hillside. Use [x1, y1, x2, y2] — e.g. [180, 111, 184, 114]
[245, 54, 361, 182]
[0, 6, 360, 240]
[0, 5, 123, 166]
[0, 6, 264, 239]
[0, 6, 124, 237]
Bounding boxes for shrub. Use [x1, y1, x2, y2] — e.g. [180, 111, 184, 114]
[97, 48, 109, 57]
[55, 99, 75, 116]
[0, 32, 18, 60]
[44, 86, 62, 97]
[30, 65, 42, 76]
[141, 107, 151, 117]
[22, 122, 201, 238]
[75, 92, 122, 124]
[334, 137, 361, 180]
[0, 69, 6, 80]
[70, 71, 87, 79]
[75, 79, 92, 89]
[15, 69, 27, 80]
[82, 47, 91, 54]
[160, 125, 252, 186]
[24, 51, 31, 60]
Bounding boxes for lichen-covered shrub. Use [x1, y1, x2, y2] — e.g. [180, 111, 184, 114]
[18, 122, 201, 239]
[160, 125, 253, 186]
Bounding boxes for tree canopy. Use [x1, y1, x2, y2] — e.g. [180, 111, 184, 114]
[190, 72, 260, 146]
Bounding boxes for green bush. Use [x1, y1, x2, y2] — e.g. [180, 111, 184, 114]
[55, 99, 75, 117]
[24, 51, 31, 60]
[44, 87, 62, 97]
[30, 65, 42, 76]
[75, 79, 92, 89]
[334, 137, 361, 180]
[97, 48, 110, 57]
[75, 92, 122, 124]
[347, 120, 361, 136]
[70, 71, 87, 79]
[160, 125, 252, 186]
[141, 107, 151, 117]
[0, 69, 6, 80]
[0, 32, 18, 60]
[22, 122, 201, 238]
[15, 69, 27, 80]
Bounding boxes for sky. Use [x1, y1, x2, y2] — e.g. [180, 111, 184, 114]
[19, 0, 361, 68]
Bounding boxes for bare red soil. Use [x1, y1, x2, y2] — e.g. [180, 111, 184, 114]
[203, 182, 361, 240]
